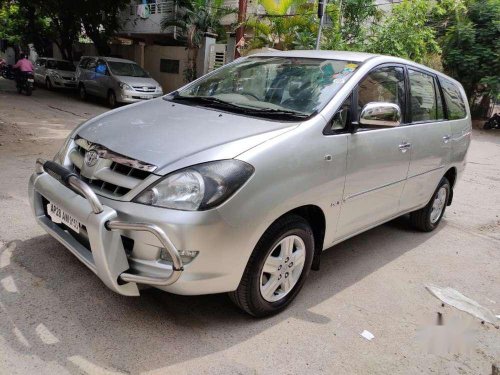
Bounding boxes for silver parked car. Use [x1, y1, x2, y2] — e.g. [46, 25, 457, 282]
[34, 58, 77, 90]
[76, 56, 163, 107]
[29, 51, 471, 316]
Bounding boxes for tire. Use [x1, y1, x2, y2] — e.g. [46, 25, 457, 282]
[107, 90, 117, 108]
[229, 214, 314, 317]
[45, 77, 53, 90]
[25, 86, 32, 96]
[410, 177, 450, 232]
[79, 84, 87, 101]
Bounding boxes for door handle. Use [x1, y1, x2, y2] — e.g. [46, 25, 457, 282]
[398, 142, 411, 153]
[442, 135, 451, 144]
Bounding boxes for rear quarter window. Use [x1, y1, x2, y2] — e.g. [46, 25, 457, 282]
[439, 78, 467, 120]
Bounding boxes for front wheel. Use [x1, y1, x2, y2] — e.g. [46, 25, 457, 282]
[45, 77, 53, 90]
[107, 90, 117, 108]
[229, 214, 314, 317]
[410, 177, 450, 232]
[25, 86, 32, 96]
[79, 85, 87, 101]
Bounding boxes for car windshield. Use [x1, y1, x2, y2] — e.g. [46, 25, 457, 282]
[108, 62, 150, 78]
[46, 60, 76, 71]
[173, 56, 360, 118]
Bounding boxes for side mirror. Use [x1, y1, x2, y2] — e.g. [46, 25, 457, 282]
[359, 102, 401, 128]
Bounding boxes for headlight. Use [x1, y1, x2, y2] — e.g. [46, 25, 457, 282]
[53, 136, 73, 165]
[156, 86, 163, 93]
[134, 160, 254, 211]
[119, 82, 132, 90]
[52, 72, 61, 79]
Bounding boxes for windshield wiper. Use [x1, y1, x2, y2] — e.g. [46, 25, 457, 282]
[168, 94, 309, 120]
[239, 108, 310, 119]
[170, 94, 246, 110]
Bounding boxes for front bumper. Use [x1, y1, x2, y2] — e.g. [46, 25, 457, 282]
[29, 160, 254, 296]
[52, 77, 77, 89]
[29, 160, 184, 296]
[117, 90, 163, 103]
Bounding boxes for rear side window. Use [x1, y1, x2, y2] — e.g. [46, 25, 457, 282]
[439, 78, 467, 120]
[409, 69, 443, 122]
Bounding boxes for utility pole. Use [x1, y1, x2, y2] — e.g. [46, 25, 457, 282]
[235, 0, 247, 59]
[315, 0, 325, 50]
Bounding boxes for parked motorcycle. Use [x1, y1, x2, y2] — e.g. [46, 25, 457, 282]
[483, 113, 500, 130]
[16, 72, 35, 96]
[0, 64, 15, 80]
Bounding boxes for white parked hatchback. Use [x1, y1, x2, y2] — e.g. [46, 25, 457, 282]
[29, 51, 471, 316]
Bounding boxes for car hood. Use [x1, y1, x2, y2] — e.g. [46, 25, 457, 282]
[49, 69, 75, 76]
[76, 98, 298, 173]
[115, 75, 159, 87]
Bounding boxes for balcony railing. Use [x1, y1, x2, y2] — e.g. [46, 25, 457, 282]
[129, 0, 175, 18]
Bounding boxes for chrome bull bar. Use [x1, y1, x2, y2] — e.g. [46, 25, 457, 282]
[35, 158, 183, 287]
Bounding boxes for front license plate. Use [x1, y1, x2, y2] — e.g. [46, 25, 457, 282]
[47, 202, 81, 233]
[140, 95, 152, 99]
[27, 79, 34, 83]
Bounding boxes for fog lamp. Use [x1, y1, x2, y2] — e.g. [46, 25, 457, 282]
[160, 249, 199, 264]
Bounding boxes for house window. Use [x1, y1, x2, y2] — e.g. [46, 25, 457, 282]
[160, 59, 180, 74]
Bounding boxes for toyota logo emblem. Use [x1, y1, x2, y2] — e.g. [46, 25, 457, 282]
[84, 150, 99, 167]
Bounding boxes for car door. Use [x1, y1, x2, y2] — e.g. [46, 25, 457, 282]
[94, 59, 112, 98]
[335, 65, 411, 239]
[84, 58, 99, 95]
[399, 68, 452, 212]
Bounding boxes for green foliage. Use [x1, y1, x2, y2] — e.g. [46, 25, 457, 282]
[367, 0, 440, 63]
[161, 0, 232, 82]
[438, 0, 500, 104]
[246, 0, 316, 50]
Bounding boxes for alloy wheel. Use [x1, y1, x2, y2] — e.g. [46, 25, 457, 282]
[259, 235, 306, 303]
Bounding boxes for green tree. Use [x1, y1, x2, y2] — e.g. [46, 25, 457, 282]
[161, 0, 231, 82]
[437, 0, 500, 115]
[368, 0, 440, 63]
[79, 0, 130, 56]
[246, 0, 316, 50]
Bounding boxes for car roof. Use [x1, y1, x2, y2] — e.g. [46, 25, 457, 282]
[37, 57, 71, 63]
[80, 56, 136, 64]
[248, 50, 378, 63]
[246, 50, 462, 87]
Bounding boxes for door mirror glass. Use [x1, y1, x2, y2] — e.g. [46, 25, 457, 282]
[359, 102, 401, 127]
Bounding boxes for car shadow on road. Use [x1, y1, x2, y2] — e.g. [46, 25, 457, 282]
[1, 215, 444, 373]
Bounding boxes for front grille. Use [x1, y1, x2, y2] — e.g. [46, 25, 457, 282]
[70, 139, 156, 198]
[133, 86, 156, 93]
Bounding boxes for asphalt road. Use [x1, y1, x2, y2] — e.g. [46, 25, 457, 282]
[0, 77, 499, 374]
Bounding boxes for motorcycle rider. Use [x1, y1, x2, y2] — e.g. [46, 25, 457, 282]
[12, 53, 34, 88]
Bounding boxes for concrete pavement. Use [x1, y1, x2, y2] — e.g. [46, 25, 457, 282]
[0, 77, 499, 374]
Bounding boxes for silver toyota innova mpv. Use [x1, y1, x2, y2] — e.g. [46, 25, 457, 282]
[29, 51, 471, 316]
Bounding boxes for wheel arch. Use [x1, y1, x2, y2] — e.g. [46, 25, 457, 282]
[444, 167, 457, 206]
[269, 205, 326, 271]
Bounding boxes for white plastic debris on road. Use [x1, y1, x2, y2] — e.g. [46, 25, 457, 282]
[425, 284, 499, 326]
[360, 330, 375, 341]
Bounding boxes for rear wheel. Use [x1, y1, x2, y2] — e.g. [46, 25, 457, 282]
[79, 84, 87, 101]
[229, 214, 314, 317]
[25, 86, 32, 96]
[107, 90, 117, 108]
[410, 177, 450, 232]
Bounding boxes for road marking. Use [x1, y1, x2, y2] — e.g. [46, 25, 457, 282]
[68, 355, 125, 375]
[1, 276, 18, 293]
[13, 327, 30, 347]
[0, 241, 16, 268]
[35, 323, 59, 345]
